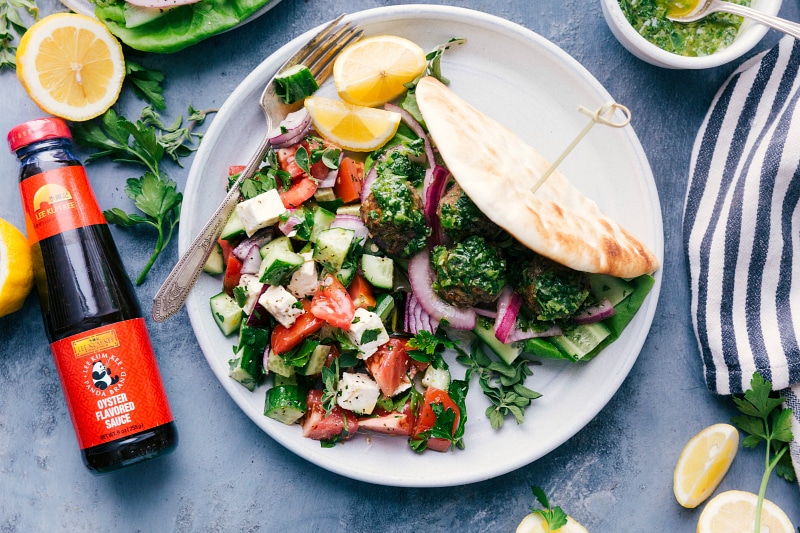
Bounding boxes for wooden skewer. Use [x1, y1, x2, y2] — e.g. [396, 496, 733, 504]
[531, 101, 632, 193]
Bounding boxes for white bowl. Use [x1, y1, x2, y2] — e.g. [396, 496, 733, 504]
[601, 0, 783, 69]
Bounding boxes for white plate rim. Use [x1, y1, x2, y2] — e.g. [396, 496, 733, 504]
[180, 4, 664, 487]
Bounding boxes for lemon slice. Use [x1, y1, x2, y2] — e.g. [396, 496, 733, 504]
[516, 513, 589, 533]
[16, 13, 125, 121]
[305, 96, 401, 152]
[333, 35, 426, 107]
[696, 490, 795, 533]
[673, 423, 739, 508]
[0, 218, 34, 318]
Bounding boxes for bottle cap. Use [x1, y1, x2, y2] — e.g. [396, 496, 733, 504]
[7, 117, 72, 153]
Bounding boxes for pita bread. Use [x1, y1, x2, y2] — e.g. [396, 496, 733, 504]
[415, 76, 659, 278]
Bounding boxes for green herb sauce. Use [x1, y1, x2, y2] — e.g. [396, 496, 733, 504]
[619, 0, 751, 57]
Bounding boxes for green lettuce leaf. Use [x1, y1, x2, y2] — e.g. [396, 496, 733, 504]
[93, 0, 275, 54]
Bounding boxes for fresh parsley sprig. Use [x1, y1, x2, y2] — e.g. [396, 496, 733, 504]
[0, 0, 37, 71]
[125, 60, 166, 110]
[528, 486, 568, 531]
[456, 339, 541, 429]
[731, 372, 795, 533]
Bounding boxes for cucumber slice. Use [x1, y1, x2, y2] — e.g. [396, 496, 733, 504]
[266, 349, 296, 378]
[313, 227, 355, 272]
[361, 255, 394, 289]
[273, 373, 298, 387]
[314, 187, 337, 203]
[229, 346, 264, 392]
[372, 293, 395, 323]
[551, 322, 611, 361]
[473, 316, 523, 365]
[336, 204, 362, 217]
[220, 209, 246, 241]
[421, 365, 451, 391]
[264, 385, 307, 424]
[334, 264, 356, 287]
[210, 292, 242, 336]
[259, 235, 294, 259]
[310, 206, 336, 243]
[274, 64, 319, 104]
[203, 242, 224, 275]
[259, 247, 304, 285]
[589, 274, 634, 307]
[523, 338, 572, 361]
[300, 344, 331, 377]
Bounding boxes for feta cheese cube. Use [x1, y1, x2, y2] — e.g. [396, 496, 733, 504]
[287, 252, 319, 299]
[236, 274, 264, 315]
[336, 372, 380, 415]
[258, 285, 303, 328]
[346, 308, 389, 360]
[236, 189, 287, 237]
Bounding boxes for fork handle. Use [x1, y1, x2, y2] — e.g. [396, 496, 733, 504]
[716, 2, 800, 40]
[151, 134, 272, 322]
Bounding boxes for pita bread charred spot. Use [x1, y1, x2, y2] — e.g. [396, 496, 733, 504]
[414, 76, 659, 278]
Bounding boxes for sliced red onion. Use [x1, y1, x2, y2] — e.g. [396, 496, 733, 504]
[278, 209, 303, 237]
[239, 244, 262, 275]
[407, 250, 476, 330]
[268, 108, 312, 149]
[232, 229, 272, 260]
[423, 165, 450, 245]
[248, 284, 271, 327]
[384, 102, 434, 169]
[330, 214, 369, 244]
[474, 307, 497, 319]
[493, 287, 522, 344]
[505, 324, 562, 343]
[574, 299, 616, 325]
[404, 293, 440, 334]
[317, 152, 343, 188]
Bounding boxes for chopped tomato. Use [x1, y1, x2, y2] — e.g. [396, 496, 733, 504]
[271, 300, 325, 355]
[358, 401, 415, 436]
[217, 238, 236, 265]
[348, 273, 376, 310]
[302, 389, 359, 441]
[279, 177, 318, 209]
[228, 165, 246, 176]
[334, 157, 365, 203]
[413, 387, 460, 453]
[222, 255, 243, 296]
[365, 337, 411, 397]
[306, 138, 336, 180]
[276, 146, 307, 179]
[310, 273, 356, 330]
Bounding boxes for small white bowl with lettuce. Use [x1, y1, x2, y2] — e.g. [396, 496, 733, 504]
[60, 0, 281, 53]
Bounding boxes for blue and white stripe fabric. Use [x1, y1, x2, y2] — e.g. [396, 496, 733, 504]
[683, 36, 800, 483]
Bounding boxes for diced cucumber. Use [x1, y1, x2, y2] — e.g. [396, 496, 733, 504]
[220, 209, 246, 241]
[274, 64, 319, 104]
[210, 292, 242, 336]
[273, 373, 298, 387]
[259, 235, 294, 259]
[589, 274, 634, 307]
[551, 322, 611, 361]
[203, 242, 224, 275]
[310, 206, 336, 243]
[259, 247, 304, 285]
[473, 316, 523, 364]
[314, 187, 337, 203]
[313, 227, 355, 272]
[229, 346, 263, 391]
[523, 338, 572, 361]
[266, 349, 296, 378]
[334, 264, 356, 287]
[421, 365, 451, 391]
[372, 293, 395, 323]
[336, 204, 362, 217]
[264, 385, 307, 424]
[300, 344, 331, 377]
[361, 255, 394, 290]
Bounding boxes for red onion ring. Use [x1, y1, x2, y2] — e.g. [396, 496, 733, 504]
[407, 250, 476, 330]
[269, 108, 312, 149]
[232, 229, 272, 261]
[423, 165, 450, 246]
[278, 209, 303, 237]
[239, 244, 262, 275]
[493, 287, 522, 343]
[330, 214, 369, 243]
[505, 324, 562, 343]
[573, 299, 615, 325]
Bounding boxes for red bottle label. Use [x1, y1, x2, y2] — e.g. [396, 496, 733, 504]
[49, 319, 174, 450]
[19, 165, 107, 243]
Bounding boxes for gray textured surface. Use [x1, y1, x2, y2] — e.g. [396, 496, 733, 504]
[1, 0, 799, 531]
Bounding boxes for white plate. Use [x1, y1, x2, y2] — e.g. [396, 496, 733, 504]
[59, 0, 280, 25]
[181, 5, 664, 487]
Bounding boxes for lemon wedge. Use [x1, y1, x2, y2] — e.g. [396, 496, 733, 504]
[16, 13, 125, 121]
[0, 218, 34, 318]
[304, 96, 401, 152]
[673, 423, 739, 508]
[696, 490, 794, 533]
[333, 35, 426, 107]
[516, 513, 589, 533]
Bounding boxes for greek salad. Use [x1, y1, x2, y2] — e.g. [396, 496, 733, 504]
[205, 38, 655, 452]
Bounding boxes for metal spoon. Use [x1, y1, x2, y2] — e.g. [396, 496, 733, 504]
[667, 0, 800, 40]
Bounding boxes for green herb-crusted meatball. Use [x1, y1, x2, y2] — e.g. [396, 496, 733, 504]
[431, 235, 506, 307]
[374, 139, 426, 186]
[361, 175, 429, 258]
[437, 182, 501, 241]
[517, 254, 590, 322]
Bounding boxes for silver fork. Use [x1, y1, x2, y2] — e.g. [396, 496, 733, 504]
[152, 15, 363, 322]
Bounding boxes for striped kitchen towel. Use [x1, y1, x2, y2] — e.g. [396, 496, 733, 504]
[683, 36, 800, 485]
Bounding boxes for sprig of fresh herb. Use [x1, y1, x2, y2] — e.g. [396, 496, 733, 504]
[0, 0, 37, 71]
[731, 372, 795, 533]
[320, 357, 341, 415]
[528, 486, 568, 531]
[407, 37, 466, 88]
[456, 339, 541, 429]
[406, 329, 458, 370]
[125, 60, 166, 110]
[71, 102, 213, 284]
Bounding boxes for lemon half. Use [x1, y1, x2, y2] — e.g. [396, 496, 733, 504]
[0, 218, 34, 318]
[516, 513, 589, 533]
[696, 490, 794, 533]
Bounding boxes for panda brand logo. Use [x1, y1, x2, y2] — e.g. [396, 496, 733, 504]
[91, 362, 120, 391]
